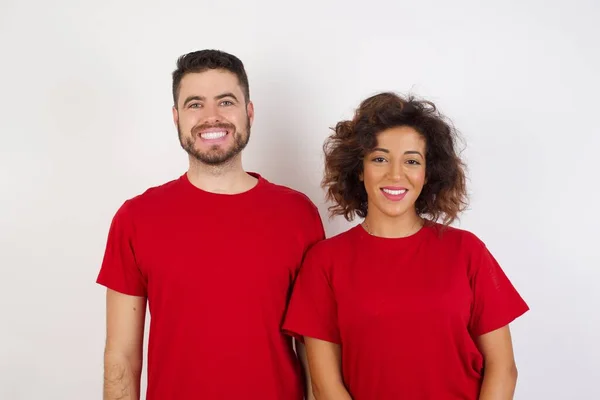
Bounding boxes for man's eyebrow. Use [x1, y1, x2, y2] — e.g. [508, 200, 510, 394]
[182, 92, 240, 107]
[183, 95, 204, 107]
[215, 92, 239, 102]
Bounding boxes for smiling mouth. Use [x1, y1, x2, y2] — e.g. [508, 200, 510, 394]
[381, 188, 407, 195]
[199, 129, 228, 140]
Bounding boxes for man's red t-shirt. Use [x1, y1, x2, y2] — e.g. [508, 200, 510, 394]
[283, 223, 529, 399]
[97, 172, 324, 400]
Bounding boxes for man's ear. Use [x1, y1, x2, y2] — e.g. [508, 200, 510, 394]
[246, 101, 255, 126]
[172, 105, 179, 127]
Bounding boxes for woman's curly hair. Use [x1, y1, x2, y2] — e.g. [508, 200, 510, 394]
[322, 92, 468, 226]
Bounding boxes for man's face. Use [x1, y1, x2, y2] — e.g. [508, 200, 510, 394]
[173, 69, 254, 165]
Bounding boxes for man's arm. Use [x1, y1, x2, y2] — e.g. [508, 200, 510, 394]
[103, 288, 147, 400]
[304, 337, 352, 400]
[476, 325, 519, 400]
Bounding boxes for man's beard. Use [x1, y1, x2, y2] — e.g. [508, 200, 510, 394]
[178, 117, 251, 166]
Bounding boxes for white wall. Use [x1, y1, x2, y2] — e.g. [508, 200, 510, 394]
[1, 0, 598, 398]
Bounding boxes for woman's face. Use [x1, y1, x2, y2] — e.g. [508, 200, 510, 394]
[361, 126, 427, 221]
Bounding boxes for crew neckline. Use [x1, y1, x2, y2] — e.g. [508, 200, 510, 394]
[179, 171, 266, 198]
[353, 221, 432, 245]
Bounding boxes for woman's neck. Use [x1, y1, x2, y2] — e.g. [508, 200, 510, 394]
[363, 208, 424, 238]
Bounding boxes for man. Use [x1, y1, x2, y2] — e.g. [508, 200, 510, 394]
[97, 49, 324, 400]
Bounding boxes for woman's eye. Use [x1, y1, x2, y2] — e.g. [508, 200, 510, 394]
[373, 157, 386, 163]
[406, 159, 421, 165]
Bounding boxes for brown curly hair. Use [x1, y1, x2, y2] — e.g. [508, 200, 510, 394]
[322, 92, 468, 226]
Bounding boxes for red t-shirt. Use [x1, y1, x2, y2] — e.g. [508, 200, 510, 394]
[97, 172, 324, 400]
[283, 223, 529, 400]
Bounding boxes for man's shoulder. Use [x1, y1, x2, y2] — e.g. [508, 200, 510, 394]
[116, 175, 184, 215]
[259, 176, 319, 212]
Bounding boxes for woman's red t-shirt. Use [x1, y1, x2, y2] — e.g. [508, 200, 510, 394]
[283, 223, 529, 399]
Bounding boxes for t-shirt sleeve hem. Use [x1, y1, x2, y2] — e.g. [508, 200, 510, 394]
[282, 325, 341, 345]
[96, 276, 147, 298]
[472, 303, 530, 337]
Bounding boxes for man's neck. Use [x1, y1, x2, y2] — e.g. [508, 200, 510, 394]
[186, 155, 258, 195]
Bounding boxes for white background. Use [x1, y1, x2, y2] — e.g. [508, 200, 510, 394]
[1, 0, 599, 398]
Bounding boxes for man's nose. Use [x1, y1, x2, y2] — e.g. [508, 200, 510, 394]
[200, 103, 222, 123]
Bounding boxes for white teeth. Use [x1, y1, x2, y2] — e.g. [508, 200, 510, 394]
[382, 188, 407, 195]
[200, 131, 227, 139]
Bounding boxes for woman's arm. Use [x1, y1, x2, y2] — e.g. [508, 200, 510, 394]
[304, 337, 353, 400]
[296, 340, 315, 400]
[475, 325, 519, 400]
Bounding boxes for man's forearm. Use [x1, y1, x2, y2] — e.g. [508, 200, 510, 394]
[103, 352, 142, 400]
[479, 362, 518, 400]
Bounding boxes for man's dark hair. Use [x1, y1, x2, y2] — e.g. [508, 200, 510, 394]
[172, 49, 250, 107]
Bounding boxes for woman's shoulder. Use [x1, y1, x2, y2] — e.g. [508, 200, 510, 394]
[425, 222, 486, 248]
[308, 224, 361, 254]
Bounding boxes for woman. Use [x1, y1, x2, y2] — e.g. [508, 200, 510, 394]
[283, 92, 529, 399]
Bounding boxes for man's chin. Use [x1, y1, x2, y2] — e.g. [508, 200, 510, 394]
[180, 133, 249, 166]
[187, 149, 238, 166]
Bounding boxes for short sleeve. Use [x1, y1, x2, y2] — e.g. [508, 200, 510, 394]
[96, 201, 147, 297]
[282, 245, 340, 344]
[294, 197, 325, 262]
[307, 205, 326, 249]
[468, 241, 529, 336]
